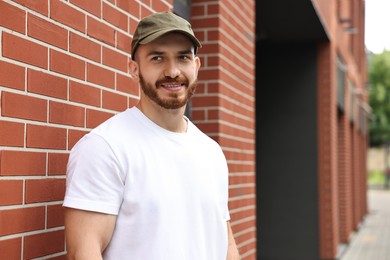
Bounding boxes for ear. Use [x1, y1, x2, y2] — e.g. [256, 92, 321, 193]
[129, 59, 139, 81]
[194, 56, 201, 78]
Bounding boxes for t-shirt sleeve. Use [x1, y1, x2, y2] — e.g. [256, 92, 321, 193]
[218, 146, 231, 222]
[223, 166, 231, 222]
[63, 133, 124, 215]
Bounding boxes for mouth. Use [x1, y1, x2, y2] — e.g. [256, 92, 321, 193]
[159, 82, 185, 91]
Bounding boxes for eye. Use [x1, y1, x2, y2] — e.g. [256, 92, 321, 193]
[151, 56, 162, 61]
[179, 55, 191, 61]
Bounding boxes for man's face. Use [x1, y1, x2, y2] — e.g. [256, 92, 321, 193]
[134, 33, 201, 110]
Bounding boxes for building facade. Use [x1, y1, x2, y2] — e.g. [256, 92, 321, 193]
[0, 0, 256, 259]
[0, 0, 367, 260]
[257, 0, 368, 259]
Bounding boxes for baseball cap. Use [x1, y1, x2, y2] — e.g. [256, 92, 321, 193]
[131, 12, 202, 59]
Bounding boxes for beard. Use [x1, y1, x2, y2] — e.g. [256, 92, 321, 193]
[139, 73, 197, 110]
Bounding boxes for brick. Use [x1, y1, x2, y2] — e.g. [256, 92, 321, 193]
[49, 101, 85, 127]
[191, 95, 219, 107]
[0, 150, 46, 176]
[117, 30, 132, 54]
[87, 63, 115, 89]
[13, 0, 48, 16]
[129, 16, 138, 35]
[28, 13, 68, 50]
[50, 50, 85, 80]
[48, 153, 69, 176]
[0, 120, 24, 147]
[0, 1, 26, 33]
[24, 230, 65, 259]
[47, 255, 67, 260]
[206, 56, 219, 67]
[193, 17, 219, 28]
[1, 92, 47, 122]
[68, 129, 88, 150]
[0, 180, 23, 206]
[0, 238, 22, 260]
[199, 43, 219, 54]
[69, 32, 101, 62]
[2, 32, 48, 69]
[151, 0, 170, 12]
[103, 47, 128, 72]
[47, 204, 65, 228]
[69, 81, 101, 107]
[27, 69, 68, 100]
[0, 207, 45, 236]
[116, 73, 139, 96]
[70, 0, 101, 17]
[191, 110, 206, 121]
[103, 2, 128, 32]
[50, 0, 85, 33]
[193, 30, 205, 44]
[117, 0, 139, 16]
[86, 109, 114, 128]
[0, 60, 25, 90]
[102, 90, 128, 112]
[25, 178, 66, 203]
[238, 240, 256, 256]
[192, 5, 205, 16]
[129, 96, 139, 107]
[198, 68, 220, 80]
[207, 109, 219, 120]
[87, 16, 115, 46]
[230, 208, 255, 222]
[140, 5, 153, 17]
[26, 124, 67, 150]
[203, 3, 221, 16]
[193, 82, 206, 94]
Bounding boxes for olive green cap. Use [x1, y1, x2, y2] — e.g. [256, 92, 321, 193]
[131, 12, 202, 59]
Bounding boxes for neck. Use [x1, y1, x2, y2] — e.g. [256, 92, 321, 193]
[136, 99, 188, 133]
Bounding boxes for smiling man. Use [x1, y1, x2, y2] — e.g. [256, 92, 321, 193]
[63, 12, 240, 260]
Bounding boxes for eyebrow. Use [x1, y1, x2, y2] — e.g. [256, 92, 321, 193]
[146, 51, 164, 57]
[146, 48, 194, 57]
[178, 48, 193, 55]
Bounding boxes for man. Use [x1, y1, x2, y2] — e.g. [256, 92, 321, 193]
[63, 11, 240, 260]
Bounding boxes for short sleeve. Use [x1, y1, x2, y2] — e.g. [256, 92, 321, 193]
[216, 144, 231, 222]
[63, 133, 124, 215]
[222, 156, 231, 222]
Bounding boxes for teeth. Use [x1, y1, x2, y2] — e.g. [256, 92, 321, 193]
[163, 84, 180, 88]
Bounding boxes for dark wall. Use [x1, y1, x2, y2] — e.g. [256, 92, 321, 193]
[256, 42, 319, 260]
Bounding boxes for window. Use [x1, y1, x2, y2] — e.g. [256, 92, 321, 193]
[337, 55, 346, 111]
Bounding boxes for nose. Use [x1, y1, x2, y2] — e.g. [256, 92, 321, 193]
[163, 60, 180, 78]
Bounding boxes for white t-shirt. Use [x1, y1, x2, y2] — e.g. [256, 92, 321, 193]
[63, 107, 230, 259]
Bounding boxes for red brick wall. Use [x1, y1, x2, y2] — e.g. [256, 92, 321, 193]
[317, 42, 340, 259]
[337, 111, 353, 243]
[190, 1, 256, 259]
[337, 78, 354, 244]
[314, 0, 368, 258]
[0, 0, 169, 258]
[0, 0, 257, 259]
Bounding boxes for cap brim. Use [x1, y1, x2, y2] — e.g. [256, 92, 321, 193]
[139, 28, 202, 48]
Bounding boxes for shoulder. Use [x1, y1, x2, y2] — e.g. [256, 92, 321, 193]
[92, 108, 137, 136]
[188, 121, 220, 145]
[187, 120, 226, 156]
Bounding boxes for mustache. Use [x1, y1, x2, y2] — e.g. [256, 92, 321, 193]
[155, 77, 189, 87]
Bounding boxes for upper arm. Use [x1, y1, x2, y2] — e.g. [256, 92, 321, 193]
[65, 207, 117, 260]
[227, 221, 240, 260]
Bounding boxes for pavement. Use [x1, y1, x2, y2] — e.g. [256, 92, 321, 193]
[340, 188, 390, 260]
